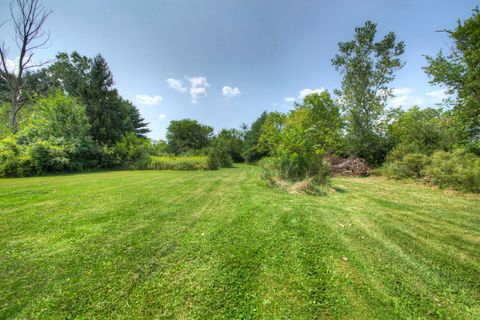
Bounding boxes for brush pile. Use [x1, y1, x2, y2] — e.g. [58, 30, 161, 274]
[325, 155, 371, 177]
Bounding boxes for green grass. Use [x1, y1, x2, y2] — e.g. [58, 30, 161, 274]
[1, 165, 479, 319]
[147, 155, 209, 170]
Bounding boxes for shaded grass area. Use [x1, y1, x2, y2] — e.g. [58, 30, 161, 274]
[0, 165, 479, 319]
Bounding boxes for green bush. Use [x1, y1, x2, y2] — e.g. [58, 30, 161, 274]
[112, 133, 152, 168]
[260, 155, 331, 193]
[0, 136, 26, 177]
[147, 156, 209, 170]
[207, 145, 233, 170]
[27, 139, 71, 173]
[424, 149, 480, 192]
[277, 152, 330, 183]
[258, 156, 280, 186]
[381, 153, 429, 179]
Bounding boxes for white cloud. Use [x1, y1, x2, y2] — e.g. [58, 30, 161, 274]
[298, 87, 325, 99]
[425, 89, 447, 104]
[158, 114, 166, 120]
[188, 76, 210, 103]
[3, 57, 40, 73]
[136, 94, 163, 106]
[389, 87, 425, 108]
[166, 78, 187, 93]
[166, 76, 210, 103]
[284, 96, 295, 103]
[222, 86, 241, 98]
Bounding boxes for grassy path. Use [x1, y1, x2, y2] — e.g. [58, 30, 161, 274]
[0, 165, 479, 319]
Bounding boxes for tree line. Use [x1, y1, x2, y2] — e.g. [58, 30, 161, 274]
[0, 0, 479, 192]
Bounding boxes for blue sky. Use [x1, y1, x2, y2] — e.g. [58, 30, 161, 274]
[0, 0, 477, 139]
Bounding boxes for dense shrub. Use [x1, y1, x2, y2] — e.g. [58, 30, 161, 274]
[148, 156, 209, 170]
[259, 156, 330, 195]
[207, 143, 233, 170]
[112, 132, 152, 168]
[424, 149, 480, 192]
[381, 153, 430, 179]
[0, 136, 28, 177]
[258, 156, 280, 186]
[381, 148, 480, 192]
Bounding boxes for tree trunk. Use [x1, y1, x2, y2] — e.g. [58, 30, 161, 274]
[9, 86, 19, 133]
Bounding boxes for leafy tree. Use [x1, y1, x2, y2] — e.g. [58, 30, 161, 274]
[242, 111, 269, 162]
[29, 52, 150, 144]
[214, 128, 244, 162]
[257, 112, 285, 156]
[387, 106, 454, 159]
[332, 20, 405, 165]
[302, 92, 343, 154]
[166, 119, 213, 154]
[123, 99, 150, 138]
[424, 8, 480, 152]
[20, 91, 91, 143]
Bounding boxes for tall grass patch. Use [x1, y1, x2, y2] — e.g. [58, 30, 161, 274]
[147, 156, 210, 170]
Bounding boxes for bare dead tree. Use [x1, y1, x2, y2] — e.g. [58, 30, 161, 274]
[0, 0, 52, 133]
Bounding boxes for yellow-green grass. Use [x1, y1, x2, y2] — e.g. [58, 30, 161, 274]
[0, 165, 479, 319]
[147, 155, 209, 170]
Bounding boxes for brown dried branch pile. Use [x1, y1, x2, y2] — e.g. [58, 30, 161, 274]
[326, 155, 371, 177]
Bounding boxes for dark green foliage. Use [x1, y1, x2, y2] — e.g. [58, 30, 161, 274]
[242, 111, 269, 162]
[80, 55, 131, 144]
[207, 144, 233, 169]
[166, 119, 213, 154]
[332, 20, 405, 165]
[425, 8, 480, 150]
[214, 128, 244, 162]
[28, 52, 150, 145]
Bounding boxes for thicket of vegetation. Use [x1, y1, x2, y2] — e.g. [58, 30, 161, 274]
[0, 1, 479, 192]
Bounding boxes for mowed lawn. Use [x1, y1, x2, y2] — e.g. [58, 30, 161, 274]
[1, 165, 479, 319]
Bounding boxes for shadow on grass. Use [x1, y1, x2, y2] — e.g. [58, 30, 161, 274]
[332, 186, 348, 193]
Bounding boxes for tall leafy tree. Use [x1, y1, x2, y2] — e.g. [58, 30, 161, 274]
[80, 55, 128, 144]
[123, 99, 150, 139]
[332, 20, 405, 165]
[166, 119, 213, 154]
[424, 8, 480, 152]
[32, 52, 150, 144]
[214, 128, 244, 162]
[242, 111, 269, 162]
[257, 112, 285, 156]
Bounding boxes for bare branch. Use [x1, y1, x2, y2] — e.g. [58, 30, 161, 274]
[2, 0, 52, 132]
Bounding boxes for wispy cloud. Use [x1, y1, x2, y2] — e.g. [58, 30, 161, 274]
[390, 87, 422, 107]
[158, 114, 166, 120]
[222, 86, 241, 98]
[166, 78, 187, 93]
[389, 87, 448, 108]
[425, 89, 447, 104]
[166, 76, 210, 103]
[136, 94, 163, 106]
[284, 96, 295, 103]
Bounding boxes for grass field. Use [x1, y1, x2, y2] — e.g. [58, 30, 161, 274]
[1, 165, 479, 319]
